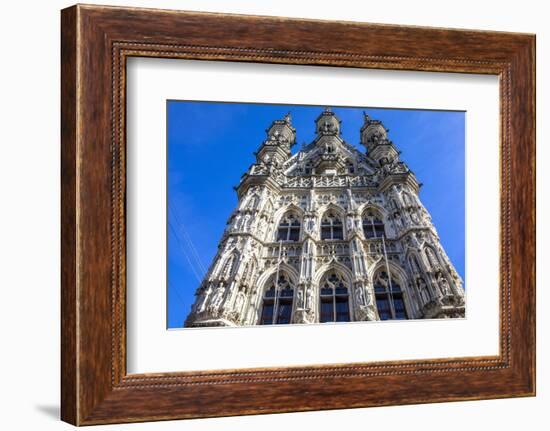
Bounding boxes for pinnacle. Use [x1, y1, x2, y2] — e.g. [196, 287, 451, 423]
[284, 112, 292, 124]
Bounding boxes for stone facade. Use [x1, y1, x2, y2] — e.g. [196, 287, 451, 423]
[184, 108, 465, 327]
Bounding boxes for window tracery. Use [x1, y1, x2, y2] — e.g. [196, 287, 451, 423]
[320, 211, 344, 240]
[319, 271, 350, 323]
[373, 270, 407, 320]
[260, 273, 294, 325]
[276, 212, 301, 241]
[362, 209, 385, 239]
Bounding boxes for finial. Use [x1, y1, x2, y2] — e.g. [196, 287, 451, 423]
[325, 106, 332, 113]
[363, 111, 371, 122]
[284, 111, 292, 124]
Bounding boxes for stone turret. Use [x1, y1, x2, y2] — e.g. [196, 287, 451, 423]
[312, 108, 347, 175]
[255, 113, 296, 166]
[315, 107, 341, 136]
[360, 112, 399, 166]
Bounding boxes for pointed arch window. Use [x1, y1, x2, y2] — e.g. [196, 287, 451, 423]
[321, 211, 344, 240]
[373, 270, 407, 320]
[260, 274, 294, 325]
[277, 212, 301, 242]
[319, 272, 350, 322]
[362, 209, 385, 239]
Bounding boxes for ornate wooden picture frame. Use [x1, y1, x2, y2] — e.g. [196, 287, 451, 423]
[61, 4, 535, 425]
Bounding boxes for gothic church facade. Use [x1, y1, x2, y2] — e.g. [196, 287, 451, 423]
[185, 108, 465, 327]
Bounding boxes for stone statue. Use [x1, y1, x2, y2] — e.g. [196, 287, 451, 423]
[304, 217, 315, 234]
[346, 216, 355, 232]
[234, 292, 245, 313]
[243, 214, 251, 231]
[210, 287, 225, 310]
[417, 278, 430, 303]
[394, 213, 403, 230]
[355, 285, 365, 306]
[297, 288, 304, 308]
[305, 285, 313, 310]
[439, 276, 452, 296]
[195, 288, 210, 313]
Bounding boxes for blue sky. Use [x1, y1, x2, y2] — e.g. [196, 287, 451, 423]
[167, 101, 465, 329]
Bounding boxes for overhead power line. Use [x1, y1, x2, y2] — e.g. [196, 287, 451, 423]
[169, 203, 207, 275]
[168, 220, 203, 283]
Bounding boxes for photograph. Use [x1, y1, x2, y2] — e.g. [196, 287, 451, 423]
[50, 2, 536, 426]
[167, 102, 466, 328]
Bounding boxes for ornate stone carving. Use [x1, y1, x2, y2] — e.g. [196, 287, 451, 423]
[185, 110, 465, 327]
[355, 305, 378, 321]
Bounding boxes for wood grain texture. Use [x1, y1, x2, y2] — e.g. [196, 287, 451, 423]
[60, 4, 536, 425]
[60, 5, 78, 425]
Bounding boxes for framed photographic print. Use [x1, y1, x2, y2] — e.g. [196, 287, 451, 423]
[61, 4, 536, 425]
